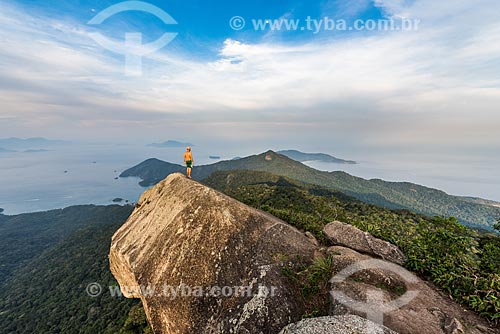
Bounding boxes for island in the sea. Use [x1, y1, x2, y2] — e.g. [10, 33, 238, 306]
[277, 149, 356, 164]
[147, 140, 193, 148]
[0, 147, 16, 153]
[209, 155, 221, 160]
[23, 149, 51, 153]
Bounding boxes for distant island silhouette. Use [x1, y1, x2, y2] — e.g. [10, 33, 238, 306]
[277, 150, 356, 164]
[147, 140, 193, 148]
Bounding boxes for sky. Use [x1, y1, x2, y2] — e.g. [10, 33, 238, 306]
[0, 0, 499, 158]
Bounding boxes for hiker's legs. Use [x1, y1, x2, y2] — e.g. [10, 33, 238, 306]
[187, 167, 192, 178]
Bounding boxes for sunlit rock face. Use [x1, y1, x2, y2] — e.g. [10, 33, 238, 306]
[110, 173, 318, 334]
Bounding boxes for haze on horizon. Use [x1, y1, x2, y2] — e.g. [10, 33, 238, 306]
[0, 0, 499, 160]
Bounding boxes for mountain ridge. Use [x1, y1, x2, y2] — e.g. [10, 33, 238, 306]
[119, 151, 500, 229]
[110, 172, 498, 332]
[277, 149, 356, 164]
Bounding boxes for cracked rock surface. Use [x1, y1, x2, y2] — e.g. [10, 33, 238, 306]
[110, 173, 317, 334]
[278, 315, 399, 334]
[323, 221, 406, 265]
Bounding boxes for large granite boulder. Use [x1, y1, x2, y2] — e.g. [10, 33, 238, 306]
[327, 246, 494, 334]
[109, 173, 318, 334]
[278, 315, 398, 334]
[323, 221, 406, 265]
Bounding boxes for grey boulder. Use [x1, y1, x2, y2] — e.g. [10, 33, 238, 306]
[278, 315, 398, 334]
[323, 221, 405, 265]
[109, 173, 318, 334]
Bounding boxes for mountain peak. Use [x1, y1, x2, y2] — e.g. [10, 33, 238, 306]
[110, 172, 494, 333]
[110, 172, 317, 333]
[262, 150, 281, 160]
[119, 152, 500, 230]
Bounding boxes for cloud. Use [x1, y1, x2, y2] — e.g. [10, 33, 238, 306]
[0, 0, 499, 151]
[373, 0, 410, 17]
[322, 0, 373, 18]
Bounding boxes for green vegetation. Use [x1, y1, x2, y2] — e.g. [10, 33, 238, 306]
[119, 158, 184, 187]
[0, 205, 152, 334]
[494, 219, 500, 233]
[0, 205, 131, 284]
[280, 255, 334, 318]
[122, 151, 500, 230]
[2, 167, 498, 332]
[121, 305, 153, 334]
[205, 170, 500, 324]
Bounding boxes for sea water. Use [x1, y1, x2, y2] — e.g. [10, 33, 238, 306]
[0, 144, 499, 215]
[0, 143, 227, 215]
[305, 154, 500, 204]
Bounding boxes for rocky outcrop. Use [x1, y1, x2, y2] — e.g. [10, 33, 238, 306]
[278, 315, 398, 334]
[109, 173, 318, 334]
[323, 221, 406, 265]
[109, 173, 497, 334]
[327, 246, 492, 334]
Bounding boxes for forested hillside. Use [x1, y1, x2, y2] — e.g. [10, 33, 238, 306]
[1, 174, 498, 332]
[205, 170, 500, 324]
[0, 205, 151, 334]
[121, 151, 500, 230]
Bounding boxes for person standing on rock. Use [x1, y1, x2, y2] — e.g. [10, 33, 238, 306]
[183, 147, 194, 178]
